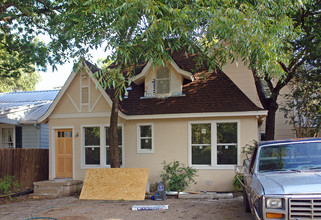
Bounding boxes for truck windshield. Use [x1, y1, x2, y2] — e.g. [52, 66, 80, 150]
[258, 142, 321, 172]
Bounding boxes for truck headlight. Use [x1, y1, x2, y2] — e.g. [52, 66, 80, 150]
[266, 198, 283, 209]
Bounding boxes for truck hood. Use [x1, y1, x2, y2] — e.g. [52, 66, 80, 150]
[257, 172, 321, 195]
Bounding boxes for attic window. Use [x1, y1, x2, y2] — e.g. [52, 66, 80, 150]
[156, 66, 170, 95]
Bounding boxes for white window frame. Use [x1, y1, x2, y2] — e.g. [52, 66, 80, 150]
[81, 124, 124, 169]
[156, 66, 170, 95]
[137, 123, 154, 153]
[0, 126, 15, 148]
[188, 120, 240, 169]
[105, 125, 124, 167]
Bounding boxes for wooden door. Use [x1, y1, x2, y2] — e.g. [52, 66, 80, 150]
[55, 129, 73, 178]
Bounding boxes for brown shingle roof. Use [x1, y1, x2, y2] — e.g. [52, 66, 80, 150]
[84, 51, 263, 115]
[119, 69, 262, 115]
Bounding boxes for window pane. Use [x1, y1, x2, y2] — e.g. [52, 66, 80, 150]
[140, 126, 151, 137]
[217, 123, 237, 144]
[141, 138, 152, 149]
[157, 66, 169, 79]
[85, 147, 100, 164]
[85, 127, 100, 146]
[217, 145, 237, 165]
[106, 126, 122, 145]
[2, 128, 13, 148]
[157, 79, 170, 94]
[192, 145, 211, 165]
[106, 147, 122, 165]
[192, 124, 211, 144]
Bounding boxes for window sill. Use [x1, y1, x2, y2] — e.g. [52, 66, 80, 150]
[137, 149, 154, 154]
[191, 165, 237, 170]
[140, 94, 185, 99]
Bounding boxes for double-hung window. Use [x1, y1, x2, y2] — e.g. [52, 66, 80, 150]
[191, 123, 211, 165]
[84, 127, 100, 165]
[106, 126, 123, 166]
[1, 128, 14, 148]
[83, 125, 123, 167]
[216, 123, 238, 165]
[137, 124, 153, 153]
[156, 66, 170, 95]
[189, 121, 239, 168]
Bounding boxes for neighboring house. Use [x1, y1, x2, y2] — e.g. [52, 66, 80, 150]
[38, 53, 267, 192]
[0, 90, 59, 149]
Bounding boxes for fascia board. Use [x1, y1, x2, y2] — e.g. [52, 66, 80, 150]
[38, 60, 123, 123]
[122, 110, 268, 120]
[132, 59, 194, 85]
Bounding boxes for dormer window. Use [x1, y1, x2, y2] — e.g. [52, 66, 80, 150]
[156, 66, 170, 95]
[132, 60, 194, 99]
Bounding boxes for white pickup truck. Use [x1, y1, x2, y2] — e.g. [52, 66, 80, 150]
[236, 138, 321, 220]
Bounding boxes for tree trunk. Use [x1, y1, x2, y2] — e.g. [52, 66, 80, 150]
[264, 99, 278, 140]
[109, 93, 120, 168]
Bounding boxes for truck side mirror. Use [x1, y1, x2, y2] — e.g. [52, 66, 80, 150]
[235, 166, 245, 175]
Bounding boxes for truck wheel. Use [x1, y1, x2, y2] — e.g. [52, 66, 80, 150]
[243, 187, 251, 213]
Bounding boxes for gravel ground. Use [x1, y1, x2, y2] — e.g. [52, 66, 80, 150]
[0, 195, 252, 220]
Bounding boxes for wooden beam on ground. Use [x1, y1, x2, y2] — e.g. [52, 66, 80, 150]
[79, 168, 149, 201]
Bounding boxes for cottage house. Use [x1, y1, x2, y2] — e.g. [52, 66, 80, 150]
[0, 90, 59, 149]
[38, 52, 267, 192]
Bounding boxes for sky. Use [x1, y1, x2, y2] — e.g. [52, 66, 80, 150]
[36, 48, 108, 91]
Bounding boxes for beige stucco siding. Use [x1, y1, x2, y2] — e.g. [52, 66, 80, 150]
[223, 62, 295, 140]
[223, 62, 262, 108]
[48, 113, 259, 191]
[46, 62, 263, 192]
[124, 116, 258, 192]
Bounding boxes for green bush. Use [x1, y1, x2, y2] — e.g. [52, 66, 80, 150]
[160, 160, 198, 194]
[232, 174, 243, 192]
[0, 175, 20, 195]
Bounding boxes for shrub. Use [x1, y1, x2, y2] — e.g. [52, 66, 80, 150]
[160, 160, 198, 194]
[232, 174, 243, 192]
[0, 175, 20, 195]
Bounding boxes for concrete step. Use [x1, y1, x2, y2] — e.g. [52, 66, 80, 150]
[32, 179, 83, 199]
[33, 186, 61, 195]
[31, 192, 61, 199]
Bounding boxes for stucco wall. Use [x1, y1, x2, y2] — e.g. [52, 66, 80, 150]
[47, 64, 260, 192]
[49, 114, 259, 191]
[223, 62, 295, 140]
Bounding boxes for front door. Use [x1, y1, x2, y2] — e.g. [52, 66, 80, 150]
[55, 129, 73, 178]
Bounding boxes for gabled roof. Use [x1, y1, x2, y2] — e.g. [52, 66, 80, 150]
[132, 60, 194, 85]
[119, 70, 263, 115]
[0, 90, 60, 124]
[38, 51, 267, 122]
[117, 50, 265, 117]
[37, 60, 118, 123]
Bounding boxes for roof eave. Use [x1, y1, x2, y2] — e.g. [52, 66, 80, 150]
[122, 110, 268, 120]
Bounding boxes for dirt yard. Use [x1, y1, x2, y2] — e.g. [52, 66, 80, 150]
[0, 194, 252, 220]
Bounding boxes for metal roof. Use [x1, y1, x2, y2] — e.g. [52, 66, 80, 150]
[0, 90, 60, 124]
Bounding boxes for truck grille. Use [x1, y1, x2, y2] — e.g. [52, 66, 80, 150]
[289, 199, 321, 219]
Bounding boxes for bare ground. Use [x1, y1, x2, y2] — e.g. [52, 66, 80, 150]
[0, 194, 251, 220]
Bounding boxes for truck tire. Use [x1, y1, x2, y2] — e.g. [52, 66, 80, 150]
[243, 187, 251, 213]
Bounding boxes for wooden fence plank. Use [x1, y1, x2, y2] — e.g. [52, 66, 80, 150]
[0, 149, 49, 188]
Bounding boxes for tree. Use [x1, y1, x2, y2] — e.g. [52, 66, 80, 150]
[48, 0, 320, 169]
[198, 0, 321, 140]
[0, 71, 40, 92]
[0, 0, 61, 78]
[50, 0, 201, 167]
[280, 66, 321, 137]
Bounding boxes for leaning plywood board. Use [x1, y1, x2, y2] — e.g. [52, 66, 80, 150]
[79, 168, 149, 201]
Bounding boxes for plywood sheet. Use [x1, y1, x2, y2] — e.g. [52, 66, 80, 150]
[79, 168, 149, 201]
